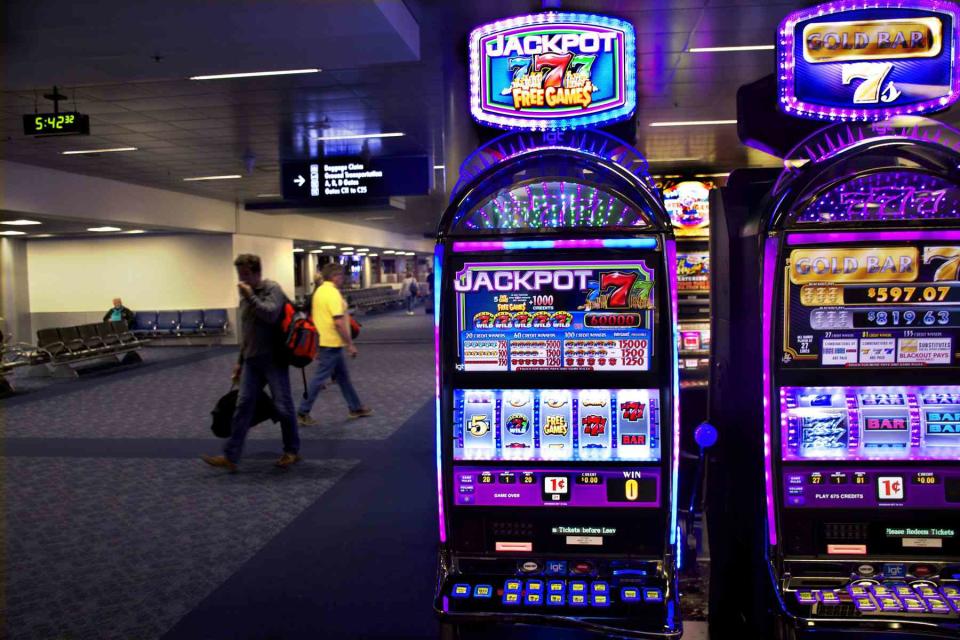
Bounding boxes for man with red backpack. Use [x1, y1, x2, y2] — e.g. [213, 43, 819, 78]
[202, 254, 301, 471]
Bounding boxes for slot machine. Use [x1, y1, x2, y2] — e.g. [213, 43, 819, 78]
[432, 13, 682, 637]
[710, 1, 960, 637]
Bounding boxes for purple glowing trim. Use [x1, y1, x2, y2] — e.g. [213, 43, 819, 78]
[665, 240, 681, 552]
[451, 237, 658, 252]
[468, 12, 637, 131]
[434, 245, 446, 543]
[777, 0, 960, 122]
[762, 237, 779, 547]
[788, 229, 960, 245]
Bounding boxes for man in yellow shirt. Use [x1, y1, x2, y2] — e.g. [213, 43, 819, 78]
[297, 263, 373, 425]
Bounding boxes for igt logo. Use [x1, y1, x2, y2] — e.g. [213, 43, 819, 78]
[582, 415, 607, 437]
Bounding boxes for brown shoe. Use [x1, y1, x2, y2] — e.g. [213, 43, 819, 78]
[348, 407, 374, 419]
[201, 454, 237, 472]
[275, 453, 302, 468]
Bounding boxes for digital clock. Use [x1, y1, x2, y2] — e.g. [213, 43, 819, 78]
[22, 112, 90, 136]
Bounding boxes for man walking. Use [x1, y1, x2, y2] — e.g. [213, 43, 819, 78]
[298, 262, 373, 426]
[202, 254, 301, 471]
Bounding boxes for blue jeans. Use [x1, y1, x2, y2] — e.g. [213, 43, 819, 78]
[406, 294, 415, 311]
[299, 347, 363, 415]
[224, 355, 300, 463]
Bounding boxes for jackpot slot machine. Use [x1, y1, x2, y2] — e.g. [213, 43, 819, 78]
[710, 2, 960, 636]
[432, 128, 682, 638]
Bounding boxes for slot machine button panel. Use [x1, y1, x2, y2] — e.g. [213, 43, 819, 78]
[590, 593, 610, 607]
[795, 590, 818, 605]
[504, 579, 522, 592]
[620, 587, 642, 603]
[877, 596, 901, 612]
[899, 596, 926, 613]
[818, 590, 841, 605]
[546, 592, 565, 607]
[924, 597, 951, 614]
[643, 587, 664, 603]
[547, 580, 566, 593]
[591, 581, 609, 594]
[451, 583, 471, 598]
[525, 579, 543, 593]
[502, 591, 521, 606]
[852, 595, 877, 612]
[569, 593, 588, 607]
[524, 592, 543, 606]
[473, 584, 493, 599]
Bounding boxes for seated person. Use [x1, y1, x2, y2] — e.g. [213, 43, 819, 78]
[103, 298, 135, 327]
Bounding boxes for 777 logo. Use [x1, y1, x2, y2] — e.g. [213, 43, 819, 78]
[581, 415, 607, 437]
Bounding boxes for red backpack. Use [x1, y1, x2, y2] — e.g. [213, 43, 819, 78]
[279, 301, 318, 368]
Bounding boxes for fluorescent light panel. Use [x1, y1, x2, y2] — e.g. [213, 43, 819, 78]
[121, 229, 146, 234]
[257, 193, 281, 198]
[688, 44, 774, 52]
[309, 249, 323, 254]
[383, 250, 396, 254]
[649, 120, 737, 127]
[320, 245, 337, 250]
[312, 132, 404, 141]
[293, 248, 304, 253]
[87, 226, 122, 232]
[190, 68, 320, 80]
[433, 165, 444, 170]
[62, 147, 138, 155]
[1, 219, 42, 226]
[0, 230, 27, 236]
[183, 175, 242, 181]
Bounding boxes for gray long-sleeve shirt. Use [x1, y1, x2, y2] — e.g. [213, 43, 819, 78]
[237, 278, 287, 362]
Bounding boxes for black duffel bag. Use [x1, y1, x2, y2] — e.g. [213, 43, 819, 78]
[210, 387, 280, 438]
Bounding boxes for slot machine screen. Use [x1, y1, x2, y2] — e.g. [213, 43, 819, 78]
[677, 251, 710, 293]
[778, 243, 960, 370]
[454, 258, 658, 372]
[664, 180, 710, 238]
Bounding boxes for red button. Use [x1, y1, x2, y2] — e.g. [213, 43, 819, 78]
[911, 564, 933, 577]
[572, 561, 594, 574]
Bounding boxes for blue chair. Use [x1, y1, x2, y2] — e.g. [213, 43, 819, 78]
[178, 310, 203, 335]
[131, 311, 158, 337]
[156, 311, 180, 335]
[202, 309, 228, 335]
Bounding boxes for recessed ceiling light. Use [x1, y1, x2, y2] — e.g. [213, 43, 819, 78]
[0, 230, 27, 236]
[340, 246, 355, 251]
[356, 248, 370, 252]
[383, 250, 396, 254]
[190, 68, 320, 80]
[183, 175, 242, 181]
[293, 248, 304, 253]
[433, 165, 445, 170]
[368, 253, 378, 257]
[320, 245, 337, 250]
[121, 229, 146, 234]
[257, 193, 282, 198]
[649, 120, 737, 127]
[1, 219, 42, 226]
[32, 234, 55, 238]
[61, 147, 137, 155]
[311, 132, 404, 141]
[87, 226, 122, 232]
[309, 249, 323, 254]
[688, 45, 774, 53]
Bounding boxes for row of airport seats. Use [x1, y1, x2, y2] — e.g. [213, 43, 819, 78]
[131, 309, 229, 337]
[344, 287, 403, 313]
[34, 321, 145, 367]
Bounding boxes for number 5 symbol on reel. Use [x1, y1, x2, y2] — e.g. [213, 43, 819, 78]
[842, 62, 901, 104]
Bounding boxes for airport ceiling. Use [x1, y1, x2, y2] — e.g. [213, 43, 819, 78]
[4, 0, 959, 238]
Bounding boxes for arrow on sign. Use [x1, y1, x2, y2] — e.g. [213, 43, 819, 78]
[294, 175, 305, 187]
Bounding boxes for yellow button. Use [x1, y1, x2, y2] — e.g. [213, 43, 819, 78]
[593, 584, 608, 593]
[595, 595, 608, 603]
[476, 587, 489, 595]
[571, 583, 586, 592]
[572, 595, 585, 603]
[506, 593, 519, 602]
[550, 595, 562, 603]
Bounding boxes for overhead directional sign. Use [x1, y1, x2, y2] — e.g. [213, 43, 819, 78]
[280, 155, 430, 203]
[777, 0, 960, 121]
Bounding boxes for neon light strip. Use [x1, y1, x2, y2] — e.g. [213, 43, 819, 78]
[665, 240, 682, 557]
[788, 229, 960, 245]
[452, 238, 658, 252]
[434, 244, 446, 543]
[762, 237, 779, 547]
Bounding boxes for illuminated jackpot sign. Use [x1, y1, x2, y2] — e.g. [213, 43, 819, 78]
[777, 0, 959, 121]
[469, 12, 636, 130]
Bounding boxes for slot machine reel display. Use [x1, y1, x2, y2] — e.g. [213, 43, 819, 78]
[433, 127, 682, 636]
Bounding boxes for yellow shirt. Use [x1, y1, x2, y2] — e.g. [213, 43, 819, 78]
[312, 281, 346, 348]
